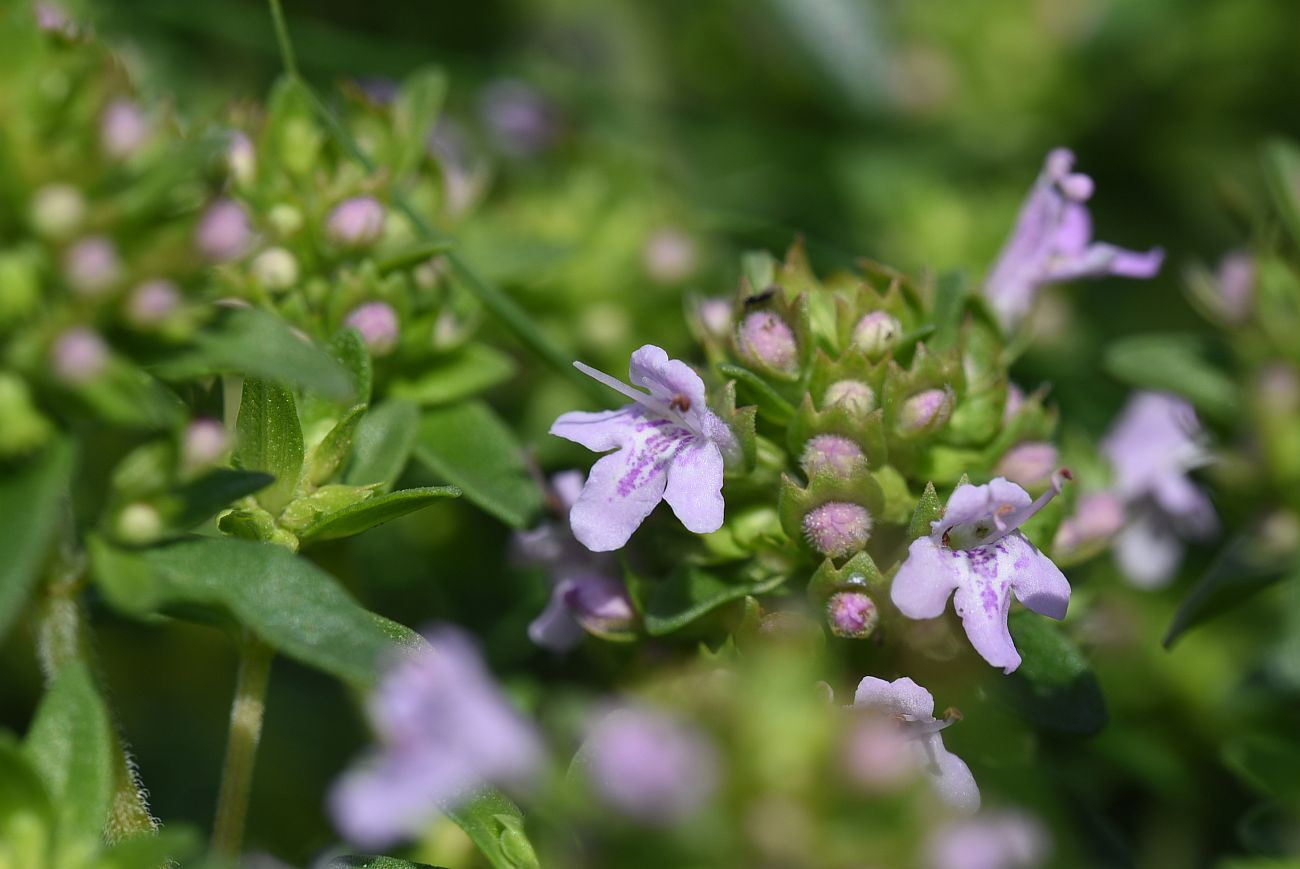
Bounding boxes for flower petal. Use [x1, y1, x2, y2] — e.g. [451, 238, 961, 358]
[853, 676, 936, 720]
[528, 579, 583, 651]
[550, 407, 642, 453]
[1004, 533, 1071, 621]
[662, 437, 725, 533]
[628, 344, 707, 412]
[949, 545, 1021, 673]
[330, 749, 474, 849]
[891, 537, 961, 619]
[1114, 510, 1184, 588]
[915, 735, 981, 813]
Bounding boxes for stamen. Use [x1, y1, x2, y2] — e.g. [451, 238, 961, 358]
[573, 361, 679, 421]
[980, 468, 1072, 546]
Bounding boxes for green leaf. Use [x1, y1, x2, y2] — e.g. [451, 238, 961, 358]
[1264, 139, 1300, 251]
[643, 568, 786, 636]
[392, 67, 448, 178]
[716, 363, 795, 425]
[165, 469, 274, 529]
[331, 327, 374, 407]
[95, 828, 201, 869]
[345, 400, 420, 490]
[907, 481, 943, 540]
[390, 344, 517, 406]
[1001, 612, 1107, 735]
[0, 439, 73, 641]
[1103, 334, 1237, 421]
[307, 405, 368, 487]
[445, 788, 539, 869]
[76, 364, 186, 430]
[1166, 535, 1298, 647]
[94, 536, 415, 686]
[235, 379, 305, 516]
[929, 270, 968, 349]
[329, 858, 447, 869]
[299, 486, 460, 543]
[22, 663, 113, 845]
[414, 401, 541, 529]
[0, 736, 54, 867]
[153, 307, 354, 400]
[1223, 733, 1300, 808]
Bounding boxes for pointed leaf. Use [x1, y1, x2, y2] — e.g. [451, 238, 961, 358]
[907, 481, 943, 540]
[299, 486, 460, 543]
[1001, 612, 1107, 735]
[1103, 334, 1237, 421]
[445, 788, 539, 869]
[390, 344, 517, 406]
[165, 469, 274, 529]
[643, 567, 786, 636]
[346, 400, 420, 490]
[307, 405, 368, 486]
[1165, 534, 1297, 647]
[235, 379, 305, 515]
[0, 439, 73, 641]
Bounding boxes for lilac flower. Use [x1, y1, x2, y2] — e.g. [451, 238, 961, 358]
[1102, 392, 1217, 587]
[64, 236, 121, 296]
[344, 302, 399, 356]
[827, 590, 878, 638]
[196, 199, 252, 262]
[1214, 251, 1255, 324]
[643, 228, 698, 284]
[478, 79, 559, 158]
[50, 328, 108, 384]
[550, 345, 735, 552]
[100, 100, 149, 159]
[994, 442, 1059, 489]
[891, 473, 1072, 673]
[182, 419, 229, 471]
[738, 310, 798, 373]
[1051, 491, 1124, 561]
[578, 706, 719, 825]
[515, 471, 633, 651]
[853, 676, 979, 812]
[985, 148, 1164, 329]
[126, 279, 180, 327]
[329, 627, 542, 849]
[327, 196, 386, 248]
[927, 809, 1050, 869]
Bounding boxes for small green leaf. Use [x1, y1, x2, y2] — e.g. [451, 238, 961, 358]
[164, 469, 273, 529]
[907, 481, 943, 540]
[392, 67, 448, 178]
[299, 486, 460, 543]
[329, 857, 447, 869]
[0, 736, 54, 866]
[1223, 733, 1300, 808]
[22, 663, 113, 845]
[1001, 612, 1107, 735]
[346, 400, 420, 490]
[445, 788, 539, 869]
[331, 328, 374, 407]
[1264, 139, 1300, 251]
[1165, 535, 1297, 647]
[414, 401, 542, 529]
[95, 828, 201, 869]
[716, 363, 796, 425]
[235, 379, 305, 516]
[643, 567, 786, 636]
[307, 405, 368, 486]
[0, 439, 73, 641]
[390, 344, 517, 406]
[1103, 334, 1237, 421]
[929, 270, 968, 348]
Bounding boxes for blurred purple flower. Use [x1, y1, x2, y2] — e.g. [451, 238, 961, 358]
[642, 228, 698, 284]
[100, 99, 149, 159]
[927, 809, 1050, 869]
[1214, 251, 1255, 324]
[329, 627, 542, 849]
[853, 676, 979, 812]
[344, 302, 399, 356]
[891, 474, 1072, 673]
[550, 345, 735, 551]
[579, 706, 718, 825]
[327, 196, 386, 248]
[1051, 491, 1125, 560]
[1102, 392, 1217, 587]
[985, 148, 1163, 329]
[478, 79, 559, 158]
[64, 236, 121, 295]
[50, 327, 108, 384]
[196, 198, 252, 262]
[126, 279, 180, 327]
[994, 442, 1059, 489]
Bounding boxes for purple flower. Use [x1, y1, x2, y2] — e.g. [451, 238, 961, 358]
[50, 328, 108, 384]
[550, 345, 735, 551]
[827, 590, 878, 639]
[126, 279, 180, 327]
[327, 196, 386, 248]
[891, 474, 1072, 673]
[329, 627, 542, 849]
[927, 809, 1050, 869]
[478, 79, 559, 158]
[853, 676, 979, 812]
[993, 442, 1059, 489]
[100, 100, 149, 159]
[985, 148, 1164, 329]
[196, 199, 252, 262]
[643, 228, 698, 284]
[1102, 392, 1217, 587]
[1214, 251, 1255, 324]
[738, 310, 798, 373]
[578, 706, 719, 825]
[803, 501, 873, 559]
[64, 236, 121, 296]
[1051, 491, 1124, 560]
[182, 418, 229, 471]
[344, 302, 399, 356]
[515, 471, 634, 651]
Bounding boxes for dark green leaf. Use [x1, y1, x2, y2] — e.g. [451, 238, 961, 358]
[929, 270, 968, 348]
[392, 67, 448, 178]
[0, 439, 73, 641]
[165, 469, 273, 529]
[329, 858, 447, 869]
[299, 486, 460, 543]
[152, 307, 354, 399]
[76, 364, 186, 430]
[96, 828, 201, 869]
[907, 481, 943, 540]
[1223, 733, 1300, 808]
[643, 568, 786, 636]
[390, 344, 517, 406]
[307, 405, 368, 487]
[1165, 535, 1297, 647]
[414, 401, 541, 529]
[331, 328, 374, 407]
[716, 363, 795, 424]
[1001, 612, 1107, 735]
[1103, 334, 1237, 421]
[445, 788, 539, 869]
[22, 663, 112, 844]
[1264, 139, 1300, 251]
[0, 735, 54, 860]
[235, 379, 305, 516]
[346, 400, 420, 490]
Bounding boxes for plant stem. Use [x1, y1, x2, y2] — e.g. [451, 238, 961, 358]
[266, 0, 298, 79]
[211, 631, 275, 861]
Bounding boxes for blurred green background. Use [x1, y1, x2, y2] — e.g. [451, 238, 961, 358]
[6, 0, 1300, 864]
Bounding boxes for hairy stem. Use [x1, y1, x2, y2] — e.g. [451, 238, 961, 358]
[211, 631, 275, 861]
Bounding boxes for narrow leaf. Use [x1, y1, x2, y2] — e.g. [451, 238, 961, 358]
[345, 400, 420, 490]
[235, 379, 305, 516]
[1165, 534, 1297, 647]
[308, 404, 368, 487]
[299, 486, 461, 543]
[445, 788, 540, 869]
[907, 481, 943, 540]
[643, 568, 786, 636]
[1104, 334, 1237, 421]
[390, 344, 517, 406]
[1001, 612, 1107, 735]
[716, 363, 796, 424]
[0, 439, 73, 641]
[165, 469, 274, 529]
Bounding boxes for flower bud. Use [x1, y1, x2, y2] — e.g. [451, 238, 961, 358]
[1003, 383, 1025, 422]
[479, 79, 558, 158]
[801, 434, 865, 478]
[0, 373, 52, 456]
[738, 310, 798, 373]
[196, 198, 252, 262]
[100, 99, 149, 159]
[0, 251, 40, 323]
[565, 575, 636, 637]
[126, 279, 180, 327]
[802, 502, 872, 559]
[250, 247, 299, 290]
[642, 228, 697, 284]
[64, 237, 121, 296]
[827, 590, 878, 639]
[116, 502, 162, 544]
[845, 717, 917, 791]
[898, 387, 953, 435]
[994, 441, 1059, 488]
[183, 418, 229, 471]
[695, 297, 732, 339]
[1216, 252, 1255, 324]
[344, 302, 399, 356]
[267, 203, 304, 237]
[851, 311, 900, 357]
[327, 196, 386, 248]
[823, 379, 876, 415]
[51, 327, 108, 384]
[226, 131, 256, 186]
[35, 2, 75, 35]
[1052, 491, 1124, 556]
[29, 184, 85, 240]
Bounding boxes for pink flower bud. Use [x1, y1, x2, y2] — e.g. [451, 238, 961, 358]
[226, 131, 256, 186]
[196, 199, 252, 262]
[738, 310, 798, 373]
[696, 297, 732, 338]
[802, 502, 872, 559]
[899, 387, 953, 434]
[126, 279, 180, 326]
[250, 247, 299, 290]
[1216, 251, 1255, 324]
[100, 100, 149, 159]
[823, 379, 876, 415]
[327, 196, 386, 248]
[845, 717, 917, 791]
[801, 434, 865, 478]
[827, 590, 878, 639]
[344, 302, 399, 356]
[183, 418, 229, 470]
[642, 228, 697, 284]
[1052, 491, 1124, 556]
[1003, 383, 1026, 422]
[63, 236, 121, 296]
[851, 311, 900, 357]
[994, 442, 1059, 488]
[51, 327, 108, 383]
[565, 575, 636, 637]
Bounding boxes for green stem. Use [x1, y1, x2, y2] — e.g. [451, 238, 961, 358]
[265, 0, 298, 79]
[212, 632, 274, 861]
